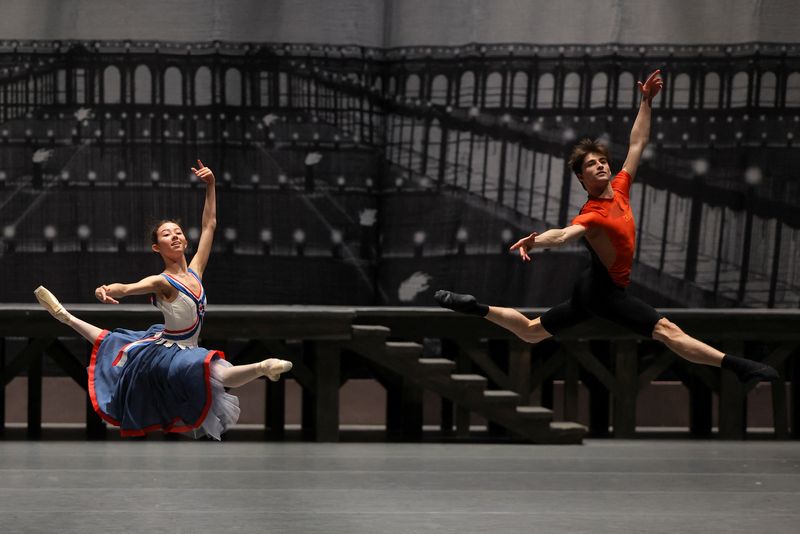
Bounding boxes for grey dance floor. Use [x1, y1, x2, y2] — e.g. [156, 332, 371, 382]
[1, 440, 799, 534]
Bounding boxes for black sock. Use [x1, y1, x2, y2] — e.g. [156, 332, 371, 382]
[721, 354, 779, 383]
[434, 290, 489, 317]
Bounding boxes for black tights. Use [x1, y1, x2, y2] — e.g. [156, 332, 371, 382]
[541, 261, 661, 338]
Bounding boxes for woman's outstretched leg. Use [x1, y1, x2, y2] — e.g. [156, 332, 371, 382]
[34, 286, 103, 343]
[217, 359, 293, 388]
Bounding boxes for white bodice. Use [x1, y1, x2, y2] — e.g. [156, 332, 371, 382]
[153, 270, 206, 348]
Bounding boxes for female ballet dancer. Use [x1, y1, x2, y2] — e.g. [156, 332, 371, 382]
[34, 160, 292, 439]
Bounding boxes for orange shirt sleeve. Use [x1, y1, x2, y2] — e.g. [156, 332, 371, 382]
[612, 170, 632, 199]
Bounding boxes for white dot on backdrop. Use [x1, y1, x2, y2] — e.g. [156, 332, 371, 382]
[744, 167, 762, 186]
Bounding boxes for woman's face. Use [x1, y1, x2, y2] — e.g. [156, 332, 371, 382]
[152, 222, 187, 258]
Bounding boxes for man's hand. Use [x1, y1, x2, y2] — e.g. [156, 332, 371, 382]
[637, 70, 663, 102]
[191, 159, 215, 185]
[509, 232, 537, 262]
[95, 285, 119, 304]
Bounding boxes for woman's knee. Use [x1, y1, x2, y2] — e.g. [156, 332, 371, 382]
[651, 317, 684, 342]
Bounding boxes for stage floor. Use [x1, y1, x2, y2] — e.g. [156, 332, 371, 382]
[0, 440, 798, 533]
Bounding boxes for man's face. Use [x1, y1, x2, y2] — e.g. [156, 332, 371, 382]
[578, 152, 611, 195]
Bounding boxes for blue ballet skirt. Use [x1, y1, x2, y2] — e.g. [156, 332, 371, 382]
[89, 325, 240, 439]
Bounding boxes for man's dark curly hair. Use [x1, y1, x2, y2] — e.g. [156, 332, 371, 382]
[568, 138, 611, 176]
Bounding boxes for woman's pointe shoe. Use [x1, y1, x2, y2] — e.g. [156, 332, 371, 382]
[34, 286, 71, 324]
[260, 358, 293, 382]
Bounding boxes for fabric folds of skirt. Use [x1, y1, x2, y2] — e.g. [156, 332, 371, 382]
[89, 325, 240, 439]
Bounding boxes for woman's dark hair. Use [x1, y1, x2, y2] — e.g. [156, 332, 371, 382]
[149, 218, 183, 245]
[568, 138, 611, 176]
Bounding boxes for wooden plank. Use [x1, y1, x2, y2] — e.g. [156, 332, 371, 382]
[459, 344, 510, 391]
[674, 360, 720, 393]
[85, 341, 106, 440]
[771, 372, 788, 439]
[2, 338, 53, 386]
[400, 379, 424, 441]
[637, 349, 676, 390]
[563, 348, 579, 423]
[45, 340, 89, 391]
[313, 343, 341, 442]
[719, 369, 746, 439]
[0, 337, 5, 435]
[759, 343, 796, 439]
[301, 385, 315, 441]
[440, 397, 454, 433]
[455, 404, 470, 438]
[231, 339, 266, 365]
[792, 353, 800, 439]
[453, 343, 471, 438]
[688, 373, 713, 438]
[5, 305, 800, 342]
[586, 376, 610, 437]
[508, 341, 532, 399]
[719, 342, 746, 440]
[385, 377, 403, 440]
[613, 340, 638, 438]
[353, 307, 800, 342]
[266, 380, 286, 438]
[568, 341, 617, 393]
[530, 347, 565, 392]
[27, 342, 42, 440]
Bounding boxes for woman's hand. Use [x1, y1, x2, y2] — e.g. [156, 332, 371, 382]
[94, 285, 119, 304]
[191, 159, 215, 185]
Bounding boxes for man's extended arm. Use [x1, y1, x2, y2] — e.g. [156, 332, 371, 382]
[510, 225, 587, 262]
[621, 70, 663, 180]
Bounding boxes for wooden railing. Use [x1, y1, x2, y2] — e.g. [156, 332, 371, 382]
[1, 305, 798, 440]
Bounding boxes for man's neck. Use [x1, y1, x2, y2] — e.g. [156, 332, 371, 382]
[588, 183, 614, 200]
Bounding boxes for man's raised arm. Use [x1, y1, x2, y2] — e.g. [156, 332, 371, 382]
[621, 69, 663, 180]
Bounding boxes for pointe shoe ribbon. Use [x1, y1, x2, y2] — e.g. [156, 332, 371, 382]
[34, 286, 71, 324]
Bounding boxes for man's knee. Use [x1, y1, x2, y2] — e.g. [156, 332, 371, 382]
[651, 317, 683, 342]
[520, 318, 551, 344]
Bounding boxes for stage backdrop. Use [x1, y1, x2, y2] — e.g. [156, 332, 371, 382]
[0, 0, 799, 307]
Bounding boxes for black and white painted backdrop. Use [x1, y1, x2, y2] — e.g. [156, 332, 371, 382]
[0, 0, 799, 307]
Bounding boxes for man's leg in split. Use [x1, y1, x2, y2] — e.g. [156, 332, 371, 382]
[434, 290, 553, 344]
[34, 286, 103, 343]
[217, 359, 293, 388]
[651, 318, 778, 382]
